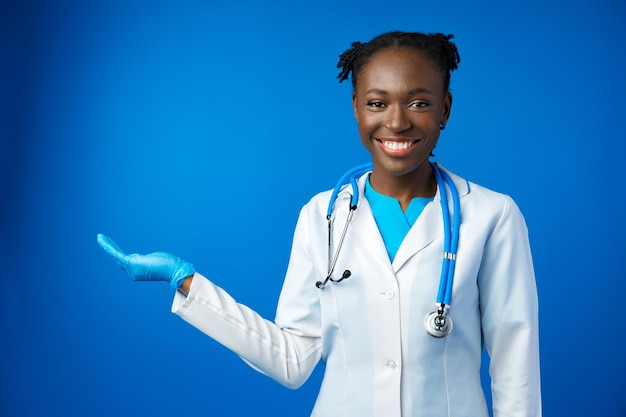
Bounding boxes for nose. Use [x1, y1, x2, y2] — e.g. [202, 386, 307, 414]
[383, 105, 411, 132]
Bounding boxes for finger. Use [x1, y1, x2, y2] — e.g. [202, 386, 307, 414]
[97, 233, 130, 267]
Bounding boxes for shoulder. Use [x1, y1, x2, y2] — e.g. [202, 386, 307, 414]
[302, 188, 334, 213]
[300, 180, 357, 215]
[468, 180, 517, 209]
[443, 166, 526, 226]
[291, 188, 337, 229]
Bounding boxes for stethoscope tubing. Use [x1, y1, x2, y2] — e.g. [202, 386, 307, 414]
[321, 162, 462, 337]
[432, 165, 461, 307]
[442, 168, 461, 306]
[320, 208, 355, 288]
[327, 163, 373, 217]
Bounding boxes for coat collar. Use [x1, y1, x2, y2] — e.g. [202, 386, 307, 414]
[333, 163, 470, 274]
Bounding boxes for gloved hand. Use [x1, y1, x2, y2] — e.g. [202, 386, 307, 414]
[96, 233, 195, 289]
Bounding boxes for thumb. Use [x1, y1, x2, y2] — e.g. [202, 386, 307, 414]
[97, 233, 131, 269]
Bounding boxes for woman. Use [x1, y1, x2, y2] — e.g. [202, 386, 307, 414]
[98, 31, 541, 416]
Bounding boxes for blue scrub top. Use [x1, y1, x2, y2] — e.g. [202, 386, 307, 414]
[364, 176, 434, 262]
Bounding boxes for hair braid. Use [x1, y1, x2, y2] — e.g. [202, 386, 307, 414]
[336, 31, 461, 91]
[336, 41, 363, 83]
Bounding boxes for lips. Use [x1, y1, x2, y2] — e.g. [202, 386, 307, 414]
[375, 138, 420, 156]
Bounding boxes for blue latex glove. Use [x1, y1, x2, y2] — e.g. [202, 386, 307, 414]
[97, 233, 195, 289]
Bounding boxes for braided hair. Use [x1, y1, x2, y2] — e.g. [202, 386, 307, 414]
[337, 31, 460, 92]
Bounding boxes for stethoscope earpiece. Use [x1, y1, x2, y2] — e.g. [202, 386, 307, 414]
[316, 269, 352, 289]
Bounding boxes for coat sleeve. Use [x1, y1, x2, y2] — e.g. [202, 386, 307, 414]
[478, 196, 542, 417]
[171, 204, 323, 389]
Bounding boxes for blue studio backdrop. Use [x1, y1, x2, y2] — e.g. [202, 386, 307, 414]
[2, 1, 625, 416]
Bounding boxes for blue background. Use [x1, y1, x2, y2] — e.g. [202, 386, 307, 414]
[2, 0, 625, 416]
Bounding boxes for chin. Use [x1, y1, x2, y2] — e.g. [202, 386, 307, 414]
[381, 154, 431, 172]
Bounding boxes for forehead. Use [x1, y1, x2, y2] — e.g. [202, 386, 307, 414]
[356, 47, 445, 92]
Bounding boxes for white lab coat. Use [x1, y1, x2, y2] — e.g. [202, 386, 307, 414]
[172, 167, 541, 417]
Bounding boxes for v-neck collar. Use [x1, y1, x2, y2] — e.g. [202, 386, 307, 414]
[364, 175, 434, 261]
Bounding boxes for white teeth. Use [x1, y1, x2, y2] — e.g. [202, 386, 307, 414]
[383, 140, 414, 151]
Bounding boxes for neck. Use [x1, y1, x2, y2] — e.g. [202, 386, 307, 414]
[369, 163, 437, 211]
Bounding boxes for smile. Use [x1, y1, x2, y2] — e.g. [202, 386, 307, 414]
[377, 139, 419, 151]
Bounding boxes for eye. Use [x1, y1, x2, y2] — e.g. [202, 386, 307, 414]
[409, 100, 430, 109]
[366, 101, 386, 109]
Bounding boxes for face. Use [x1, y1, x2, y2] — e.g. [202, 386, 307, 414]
[352, 47, 452, 190]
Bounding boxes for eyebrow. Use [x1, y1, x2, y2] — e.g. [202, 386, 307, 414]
[365, 87, 435, 95]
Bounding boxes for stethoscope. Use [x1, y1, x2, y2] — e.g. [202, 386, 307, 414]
[315, 162, 461, 338]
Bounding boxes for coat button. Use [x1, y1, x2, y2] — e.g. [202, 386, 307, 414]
[385, 360, 397, 369]
[383, 289, 394, 299]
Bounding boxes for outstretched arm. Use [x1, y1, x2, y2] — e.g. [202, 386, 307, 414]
[95, 233, 322, 388]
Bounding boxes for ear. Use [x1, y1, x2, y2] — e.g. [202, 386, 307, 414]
[441, 92, 453, 126]
[352, 92, 359, 121]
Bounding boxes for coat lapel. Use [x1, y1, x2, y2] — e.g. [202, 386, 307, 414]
[392, 165, 470, 273]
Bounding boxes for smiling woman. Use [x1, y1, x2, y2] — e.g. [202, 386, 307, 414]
[351, 48, 450, 209]
[339, 32, 459, 211]
[98, 31, 541, 417]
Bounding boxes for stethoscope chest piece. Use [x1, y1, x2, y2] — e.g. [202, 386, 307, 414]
[424, 311, 453, 338]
